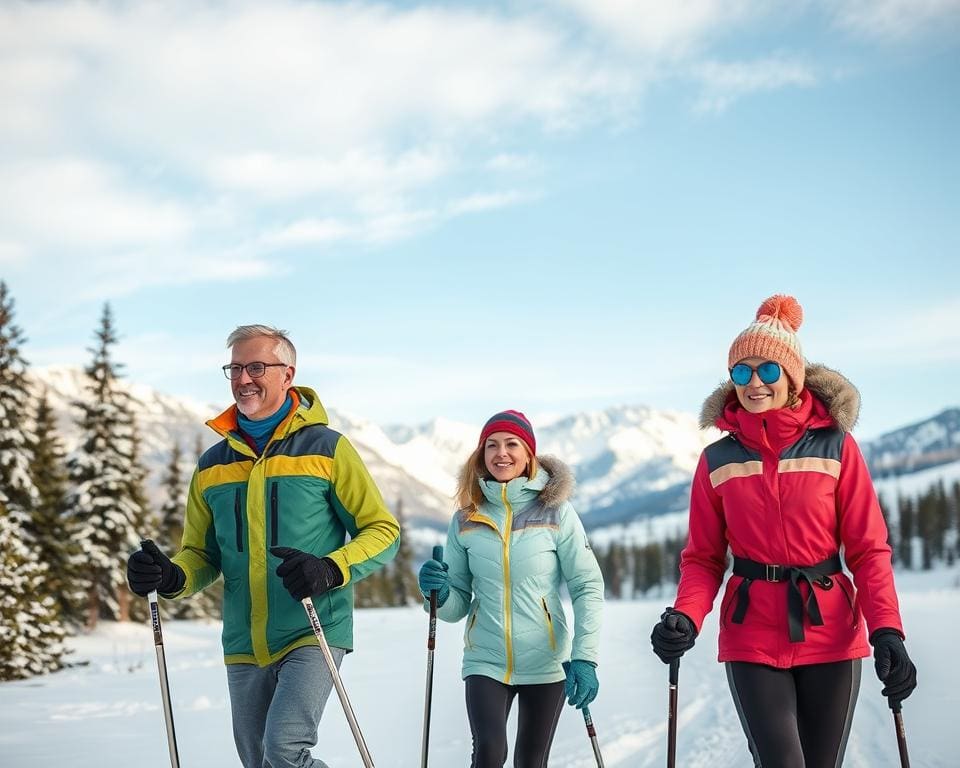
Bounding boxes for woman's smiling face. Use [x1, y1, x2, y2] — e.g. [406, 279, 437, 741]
[484, 432, 531, 482]
[732, 356, 790, 414]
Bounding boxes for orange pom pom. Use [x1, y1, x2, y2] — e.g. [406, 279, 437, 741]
[756, 294, 803, 332]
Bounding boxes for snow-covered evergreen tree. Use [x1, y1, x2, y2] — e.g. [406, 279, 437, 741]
[0, 494, 68, 680]
[64, 305, 151, 627]
[0, 283, 67, 677]
[30, 388, 84, 623]
[0, 280, 39, 533]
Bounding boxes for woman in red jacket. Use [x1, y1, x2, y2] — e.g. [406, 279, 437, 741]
[650, 295, 916, 767]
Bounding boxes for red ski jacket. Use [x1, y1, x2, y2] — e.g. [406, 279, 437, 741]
[673, 365, 903, 668]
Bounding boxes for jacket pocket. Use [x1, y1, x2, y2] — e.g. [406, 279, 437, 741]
[720, 576, 741, 629]
[465, 605, 479, 650]
[270, 481, 279, 548]
[540, 596, 557, 653]
[233, 488, 244, 553]
[837, 574, 858, 629]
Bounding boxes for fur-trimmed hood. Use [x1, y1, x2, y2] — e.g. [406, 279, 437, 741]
[534, 454, 576, 507]
[475, 453, 576, 510]
[699, 363, 861, 433]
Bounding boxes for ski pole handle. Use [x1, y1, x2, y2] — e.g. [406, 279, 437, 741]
[421, 545, 444, 768]
[427, 545, 443, 650]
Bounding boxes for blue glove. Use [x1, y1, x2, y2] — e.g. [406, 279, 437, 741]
[418, 558, 450, 607]
[562, 660, 599, 709]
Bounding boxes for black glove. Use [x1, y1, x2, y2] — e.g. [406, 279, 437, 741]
[871, 628, 917, 707]
[126, 540, 185, 597]
[271, 546, 344, 601]
[651, 607, 698, 664]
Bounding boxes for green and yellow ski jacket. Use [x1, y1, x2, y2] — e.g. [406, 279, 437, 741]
[169, 387, 400, 666]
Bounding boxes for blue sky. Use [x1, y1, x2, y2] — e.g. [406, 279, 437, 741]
[2, 0, 958, 440]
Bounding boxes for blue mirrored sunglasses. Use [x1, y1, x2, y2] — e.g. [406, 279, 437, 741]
[730, 361, 782, 386]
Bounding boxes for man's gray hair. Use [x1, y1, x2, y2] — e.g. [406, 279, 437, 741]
[226, 325, 297, 366]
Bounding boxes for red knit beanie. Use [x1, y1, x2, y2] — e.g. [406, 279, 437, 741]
[478, 410, 536, 455]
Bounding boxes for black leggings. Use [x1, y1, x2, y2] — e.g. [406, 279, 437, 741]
[465, 675, 565, 768]
[726, 659, 861, 768]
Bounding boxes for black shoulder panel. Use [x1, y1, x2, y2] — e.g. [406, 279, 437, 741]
[704, 435, 760, 473]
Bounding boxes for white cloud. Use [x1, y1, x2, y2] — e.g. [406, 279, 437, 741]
[486, 153, 540, 173]
[693, 55, 817, 113]
[0, 159, 192, 247]
[830, 0, 960, 40]
[446, 189, 539, 216]
[551, 0, 762, 56]
[0, 0, 643, 274]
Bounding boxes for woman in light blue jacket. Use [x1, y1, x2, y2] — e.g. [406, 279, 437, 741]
[418, 410, 604, 767]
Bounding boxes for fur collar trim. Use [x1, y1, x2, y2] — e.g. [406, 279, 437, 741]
[699, 363, 861, 433]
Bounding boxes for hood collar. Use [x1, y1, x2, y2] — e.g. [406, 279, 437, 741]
[699, 363, 861, 435]
[207, 385, 329, 438]
[477, 454, 575, 508]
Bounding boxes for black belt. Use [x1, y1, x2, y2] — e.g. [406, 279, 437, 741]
[731, 554, 842, 643]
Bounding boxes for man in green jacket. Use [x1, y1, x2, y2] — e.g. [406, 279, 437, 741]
[127, 324, 400, 768]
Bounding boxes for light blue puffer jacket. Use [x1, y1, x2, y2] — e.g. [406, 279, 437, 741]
[436, 456, 604, 685]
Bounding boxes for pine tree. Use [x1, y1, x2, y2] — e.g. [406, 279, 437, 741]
[898, 495, 914, 569]
[604, 542, 625, 598]
[640, 542, 664, 594]
[878, 493, 896, 565]
[64, 305, 151, 628]
[29, 388, 83, 623]
[916, 491, 934, 570]
[387, 497, 420, 606]
[0, 280, 38, 534]
[0, 282, 67, 677]
[0, 495, 68, 680]
[157, 442, 220, 620]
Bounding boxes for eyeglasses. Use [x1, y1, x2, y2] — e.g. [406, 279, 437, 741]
[222, 362, 288, 380]
[730, 361, 782, 386]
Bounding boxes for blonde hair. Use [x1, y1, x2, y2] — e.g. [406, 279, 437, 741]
[226, 325, 297, 366]
[454, 443, 538, 512]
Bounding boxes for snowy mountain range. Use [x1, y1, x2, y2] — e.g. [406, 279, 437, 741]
[28, 367, 960, 552]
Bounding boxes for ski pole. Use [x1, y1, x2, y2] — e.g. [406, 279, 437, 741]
[420, 545, 444, 768]
[890, 700, 911, 768]
[147, 589, 181, 768]
[581, 705, 605, 768]
[563, 661, 605, 767]
[667, 658, 679, 768]
[302, 597, 375, 768]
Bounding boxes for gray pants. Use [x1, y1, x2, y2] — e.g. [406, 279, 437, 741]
[226, 645, 345, 768]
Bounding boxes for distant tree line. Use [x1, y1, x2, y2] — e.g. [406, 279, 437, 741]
[0, 281, 420, 682]
[880, 481, 960, 570]
[593, 533, 686, 599]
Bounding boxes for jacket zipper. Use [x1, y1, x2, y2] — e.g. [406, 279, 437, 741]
[270, 482, 279, 548]
[501, 484, 514, 684]
[540, 597, 557, 652]
[234, 487, 244, 552]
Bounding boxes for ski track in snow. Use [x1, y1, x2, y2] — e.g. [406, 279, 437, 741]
[0, 586, 956, 766]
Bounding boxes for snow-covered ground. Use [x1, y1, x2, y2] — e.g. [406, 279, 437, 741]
[2, 569, 957, 767]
